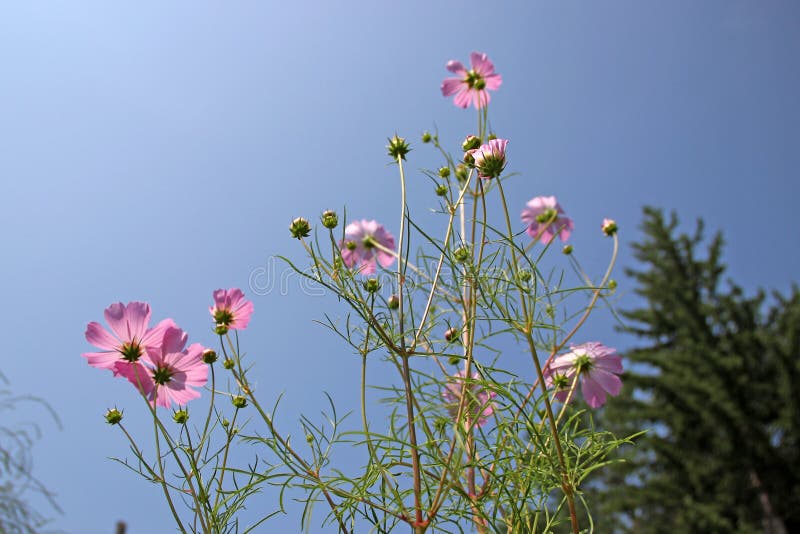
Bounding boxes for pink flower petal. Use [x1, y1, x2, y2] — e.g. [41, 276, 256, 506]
[446, 60, 467, 75]
[85, 322, 119, 351]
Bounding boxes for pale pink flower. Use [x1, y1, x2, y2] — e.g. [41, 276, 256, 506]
[210, 288, 254, 331]
[521, 196, 575, 244]
[83, 301, 173, 373]
[544, 342, 623, 409]
[340, 219, 396, 275]
[441, 52, 502, 109]
[470, 138, 509, 179]
[118, 326, 209, 408]
[442, 370, 497, 427]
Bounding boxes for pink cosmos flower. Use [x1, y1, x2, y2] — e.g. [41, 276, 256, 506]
[544, 342, 623, 409]
[340, 219, 396, 275]
[83, 301, 173, 373]
[210, 288, 254, 331]
[470, 138, 509, 179]
[118, 325, 209, 408]
[442, 370, 497, 427]
[520, 196, 575, 244]
[441, 52, 502, 109]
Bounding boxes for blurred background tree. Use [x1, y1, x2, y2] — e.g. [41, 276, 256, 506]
[1, 373, 61, 533]
[590, 207, 799, 533]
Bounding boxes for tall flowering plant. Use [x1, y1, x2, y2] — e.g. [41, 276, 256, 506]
[83, 52, 634, 533]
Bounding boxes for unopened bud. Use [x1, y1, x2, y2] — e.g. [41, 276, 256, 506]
[321, 210, 338, 229]
[232, 395, 247, 409]
[517, 269, 532, 283]
[387, 134, 411, 160]
[601, 218, 618, 236]
[223, 358, 235, 370]
[608, 279, 618, 291]
[435, 184, 448, 196]
[455, 164, 468, 182]
[387, 295, 400, 310]
[462, 135, 481, 152]
[363, 278, 381, 293]
[438, 166, 450, 178]
[562, 245, 573, 255]
[444, 327, 460, 343]
[448, 355, 460, 366]
[202, 349, 217, 364]
[453, 246, 471, 263]
[173, 409, 189, 424]
[421, 131, 432, 143]
[105, 408, 123, 425]
[290, 217, 311, 239]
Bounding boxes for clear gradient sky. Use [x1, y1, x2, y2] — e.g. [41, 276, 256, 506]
[1, 2, 798, 533]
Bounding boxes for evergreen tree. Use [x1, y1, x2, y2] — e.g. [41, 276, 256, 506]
[591, 207, 800, 533]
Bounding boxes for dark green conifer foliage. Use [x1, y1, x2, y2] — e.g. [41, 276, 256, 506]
[591, 207, 799, 533]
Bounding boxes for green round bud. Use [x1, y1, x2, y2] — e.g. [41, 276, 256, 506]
[608, 279, 618, 290]
[562, 245, 573, 255]
[421, 131, 432, 143]
[202, 349, 217, 364]
[438, 166, 450, 178]
[448, 355, 461, 366]
[221, 418, 230, 428]
[455, 164, 468, 182]
[363, 278, 381, 293]
[387, 294, 400, 310]
[215, 323, 229, 336]
[545, 304, 555, 318]
[435, 184, 448, 197]
[223, 358, 235, 370]
[104, 408, 123, 425]
[387, 134, 411, 160]
[453, 246, 470, 263]
[462, 135, 481, 152]
[173, 409, 189, 425]
[305, 433, 314, 443]
[517, 269, 532, 283]
[232, 395, 247, 409]
[321, 210, 338, 229]
[289, 217, 311, 239]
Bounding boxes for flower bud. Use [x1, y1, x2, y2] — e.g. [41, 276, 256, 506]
[172, 409, 189, 424]
[215, 323, 229, 336]
[387, 294, 400, 310]
[444, 327, 460, 343]
[421, 131, 432, 143]
[202, 349, 217, 364]
[232, 395, 247, 409]
[223, 358, 235, 370]
[321, 210, 338, 229]
[290, 217, 311, 239]
[387, 134, 411, 160]
[601, 218, 618, 236]
[448, 355, 461, 366]
[363, 278, 381, 293]
[221, 418, 230, 428]
[305, 433, 314, 443]
[608, 279, 618, 291]
[545, 304, 555, 318]
[462, 135, 481, 152]
[463, 150, 475, 167]
[562, 245, 573, 255]
[517, 269, 532, 283]
[435, 184, 448, 197]
[438, 166, 450, 178]
[455, 164, 468, 182]
[104, 408, 123, 425]
[453, 246, 471, 263]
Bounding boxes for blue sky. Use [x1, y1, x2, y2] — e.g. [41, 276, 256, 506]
[1, 1, 798, 532]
